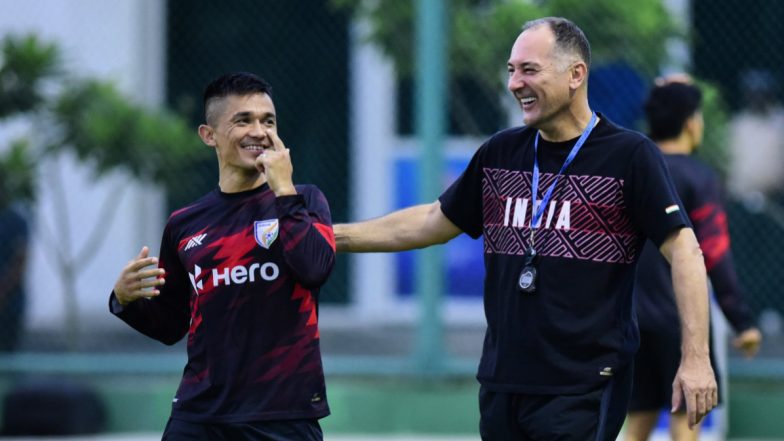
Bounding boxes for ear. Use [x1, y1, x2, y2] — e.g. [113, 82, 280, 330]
[684, 112, 703, 143]
[198, 124, 217, 147]
[684, 115, 697, 134]
[569, 61, 589, 90]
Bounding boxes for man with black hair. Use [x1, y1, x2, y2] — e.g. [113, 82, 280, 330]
[335, 17, 717, 441]
[625, 78, 762, 441]
[109, 72, 336, 440]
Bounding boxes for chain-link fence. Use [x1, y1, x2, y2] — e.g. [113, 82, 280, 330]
[1, 0, 783, 435]
[0, 0, 782, 360]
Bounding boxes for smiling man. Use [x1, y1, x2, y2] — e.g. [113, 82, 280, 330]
[334, 17, 717, 441]
[108, 72, 336, 441]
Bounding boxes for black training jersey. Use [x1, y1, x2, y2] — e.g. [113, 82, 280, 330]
[110, 183, 335, 423]
[439, 115, 689, 394]
[635, 154, 755, 333]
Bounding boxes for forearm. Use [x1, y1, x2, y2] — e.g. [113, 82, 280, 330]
[335, 202, 458, 253]
[693, 200, 755, 332]
[109, 292, 189, 345]
[664, 228, 711, 360]
[708, 259, 755, 333]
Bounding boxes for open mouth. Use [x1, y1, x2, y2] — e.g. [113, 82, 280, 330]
[520, 96, 537, 108]
[242, 145, 271, 156]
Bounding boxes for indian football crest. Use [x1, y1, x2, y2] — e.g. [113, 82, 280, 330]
[254, 219, 279, 249]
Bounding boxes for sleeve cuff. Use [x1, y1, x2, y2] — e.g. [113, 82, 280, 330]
[109, 292, 126, 315]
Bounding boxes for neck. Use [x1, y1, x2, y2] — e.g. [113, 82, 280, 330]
[537, 102, 596, 142]
[657, 136, 693, 155]
[218, 170, 267, 193]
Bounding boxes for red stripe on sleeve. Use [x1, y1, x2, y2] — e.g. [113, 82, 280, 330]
[314, 223, 336, 252]
[690, 203, 731, 271]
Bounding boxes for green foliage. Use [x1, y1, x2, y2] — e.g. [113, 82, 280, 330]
[333, 0, 681, 134]
[452, 0, 542, 90]
[695, 79, 730, 177]
[0, 33, 206, 206]
[0, 34, 61, 117]
[0, 34, 60, 206]
[544, 0, 680, 76]
[332, 0, 545, 134]
[334, 0, 541, 83]
[0, 139, 36, 207]
[50, 79, 205, 192]
[333, 0, 679, 83]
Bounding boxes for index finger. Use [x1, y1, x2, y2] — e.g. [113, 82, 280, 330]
[129, 256, 159, 273]
[136, 246, 150, 260]
[671, 382, 684, 413]
[267, 129, 285, 152]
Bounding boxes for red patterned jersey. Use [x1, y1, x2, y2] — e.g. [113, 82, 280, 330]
[110, 183, 335, 423]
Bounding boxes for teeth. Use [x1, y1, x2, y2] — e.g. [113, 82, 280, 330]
[243, 145, 265, 151]
[520, 97, 536, 105]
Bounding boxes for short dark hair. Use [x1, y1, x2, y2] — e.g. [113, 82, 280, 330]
[522, 17, 591, 69]
[644, 82, 702, 141]
[202, 72, 273, 124]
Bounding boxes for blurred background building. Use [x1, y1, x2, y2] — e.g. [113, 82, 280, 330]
[0, 0, 782, 439]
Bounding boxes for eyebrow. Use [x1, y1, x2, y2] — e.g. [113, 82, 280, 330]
[507, 61, 541, 69]
[230, 111, 276, 121]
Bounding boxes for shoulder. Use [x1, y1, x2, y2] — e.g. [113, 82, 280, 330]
[583, 117, 657, 168]
[1, 205, 28, 225]
[294, 184, 330, 206]
[0, 206, 30, 237]
[666, 154, 717, 176]
[166, 190, 218, 224]
[295, 184, 327, 199]
[593, 116, 651, 151]
[470, 126, 535, 161]
[667, 155, 721, 191]
[686, 156, 719, 180]
[487, 125, 534, 146]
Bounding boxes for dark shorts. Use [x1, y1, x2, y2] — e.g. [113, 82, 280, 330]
[161, 417, 323, 441]
[478, 363, 633, 441]
[629, 327, 721, 411]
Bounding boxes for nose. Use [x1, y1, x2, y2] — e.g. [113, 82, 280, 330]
[248, 120, 266, 137]
[508, 70, 524, 93]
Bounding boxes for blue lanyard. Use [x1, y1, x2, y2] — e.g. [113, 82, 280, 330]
[530, 112, 597, 235]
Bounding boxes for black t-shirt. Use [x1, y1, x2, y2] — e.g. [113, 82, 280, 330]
[635, 154, 755, 334]
[110, 183, 335, 423]
[439, 115, 689, 394]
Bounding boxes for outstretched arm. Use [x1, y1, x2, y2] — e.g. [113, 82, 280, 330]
[659, 227, 718, 429]
[110, 245, 190, 345]
[334, 201, 462, 253]
[690, 194, 761, 358]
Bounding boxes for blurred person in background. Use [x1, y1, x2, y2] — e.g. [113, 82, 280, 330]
[108, 72, 336, 441]
[335, 17, 716, 441]
[0, 181, 29, 352]
[625, 78, 762, 441]
[727, 69, 784, 202]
